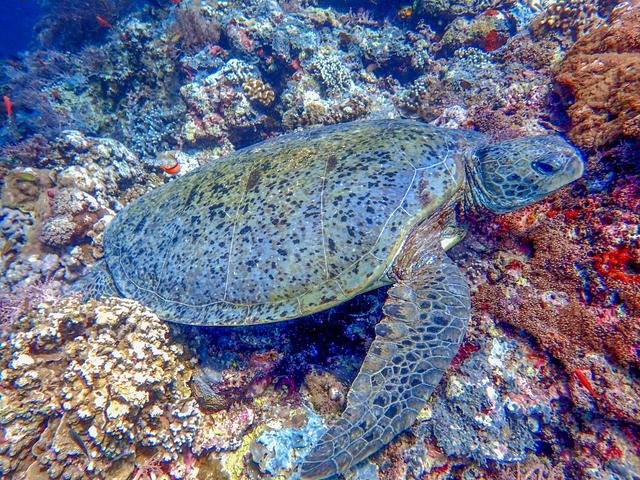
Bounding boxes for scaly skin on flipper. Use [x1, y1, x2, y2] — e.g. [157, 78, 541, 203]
[301, 236, 470, 479]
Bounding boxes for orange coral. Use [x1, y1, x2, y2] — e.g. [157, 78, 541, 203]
[554, 0, 640, 150]
[473, 176, 640, 424]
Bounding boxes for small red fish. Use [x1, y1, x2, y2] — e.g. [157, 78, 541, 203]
[96, 16, 113, 29]
[161, 162, 181, 175]
[169, 0, 181, 4]
[575, 369, 600, 399]
[3, 95, 12, 119]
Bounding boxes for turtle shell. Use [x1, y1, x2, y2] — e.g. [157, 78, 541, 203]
[104, 120, 483, 326]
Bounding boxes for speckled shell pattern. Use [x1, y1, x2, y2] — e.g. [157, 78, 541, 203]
[104, 120, 484, 326]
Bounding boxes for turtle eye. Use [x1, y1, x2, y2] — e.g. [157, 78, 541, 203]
[532, 159, 558, 175]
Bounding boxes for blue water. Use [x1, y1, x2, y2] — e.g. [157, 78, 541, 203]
[0, 0, 42, 58]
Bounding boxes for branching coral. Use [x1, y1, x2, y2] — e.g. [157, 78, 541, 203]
[554, 0, 640, 150]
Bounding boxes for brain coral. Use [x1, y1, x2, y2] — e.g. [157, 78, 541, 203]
[554, 0, 640, 150]
[0, 297, 202, 480]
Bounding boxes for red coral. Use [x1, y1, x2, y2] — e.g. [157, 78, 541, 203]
[594, 247, 640, 284]
[483, 29, 504, 52]
[451, 340, 480, 368]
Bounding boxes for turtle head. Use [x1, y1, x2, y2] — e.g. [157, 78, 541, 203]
[469, 135, 584, 213]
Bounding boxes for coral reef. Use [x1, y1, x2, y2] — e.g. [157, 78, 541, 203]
[0, 130, 155, 289]
[554, 0, 640, 150]
[0, 296, 199, 479]
[191, 349, 284, 412]
[422, 333, 559, 463]
[243, 79, 276, 107]
[530, 0, 616, 39]
[397, 39, 557, 139]
[36, 0, 137, 49]
[438, 10, 514, 54]
[250, 409, 325, 477]
[169, 5, 221, 54]
[0, 0, 638, 479]
[472, 171, 640, 426]
[179, 58, 274, 150]
[414, 0, 511, 19]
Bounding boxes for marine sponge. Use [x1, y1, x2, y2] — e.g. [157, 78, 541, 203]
[0, 296, 201, 479]
[554, 0, 640, 150]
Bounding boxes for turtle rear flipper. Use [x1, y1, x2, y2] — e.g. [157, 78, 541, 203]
[67, 260, 120, 301]
[300, 243, 470, 479]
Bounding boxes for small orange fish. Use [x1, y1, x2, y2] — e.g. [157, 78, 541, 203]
[3, 95, 12, 119]
[96, 16, 113, 29]
[161, 162, 181, 175]
[397, 6, 413, 20]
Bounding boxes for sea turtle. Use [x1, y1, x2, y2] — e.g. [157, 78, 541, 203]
[83, 119, 583, 479]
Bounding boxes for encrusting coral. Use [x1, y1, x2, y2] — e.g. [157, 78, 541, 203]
[472, 176, 640, 426]
[554, 0, 640, 150]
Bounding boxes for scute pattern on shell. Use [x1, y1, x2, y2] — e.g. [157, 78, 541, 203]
[104, 120, 484, 326]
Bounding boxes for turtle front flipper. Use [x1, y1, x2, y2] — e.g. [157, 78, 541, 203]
[300, 247, 470, 479]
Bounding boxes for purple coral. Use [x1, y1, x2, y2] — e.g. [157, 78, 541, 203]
[0, 278, 62, 326]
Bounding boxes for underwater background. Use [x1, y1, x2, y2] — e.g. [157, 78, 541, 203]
[0, 0, 639, 479]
